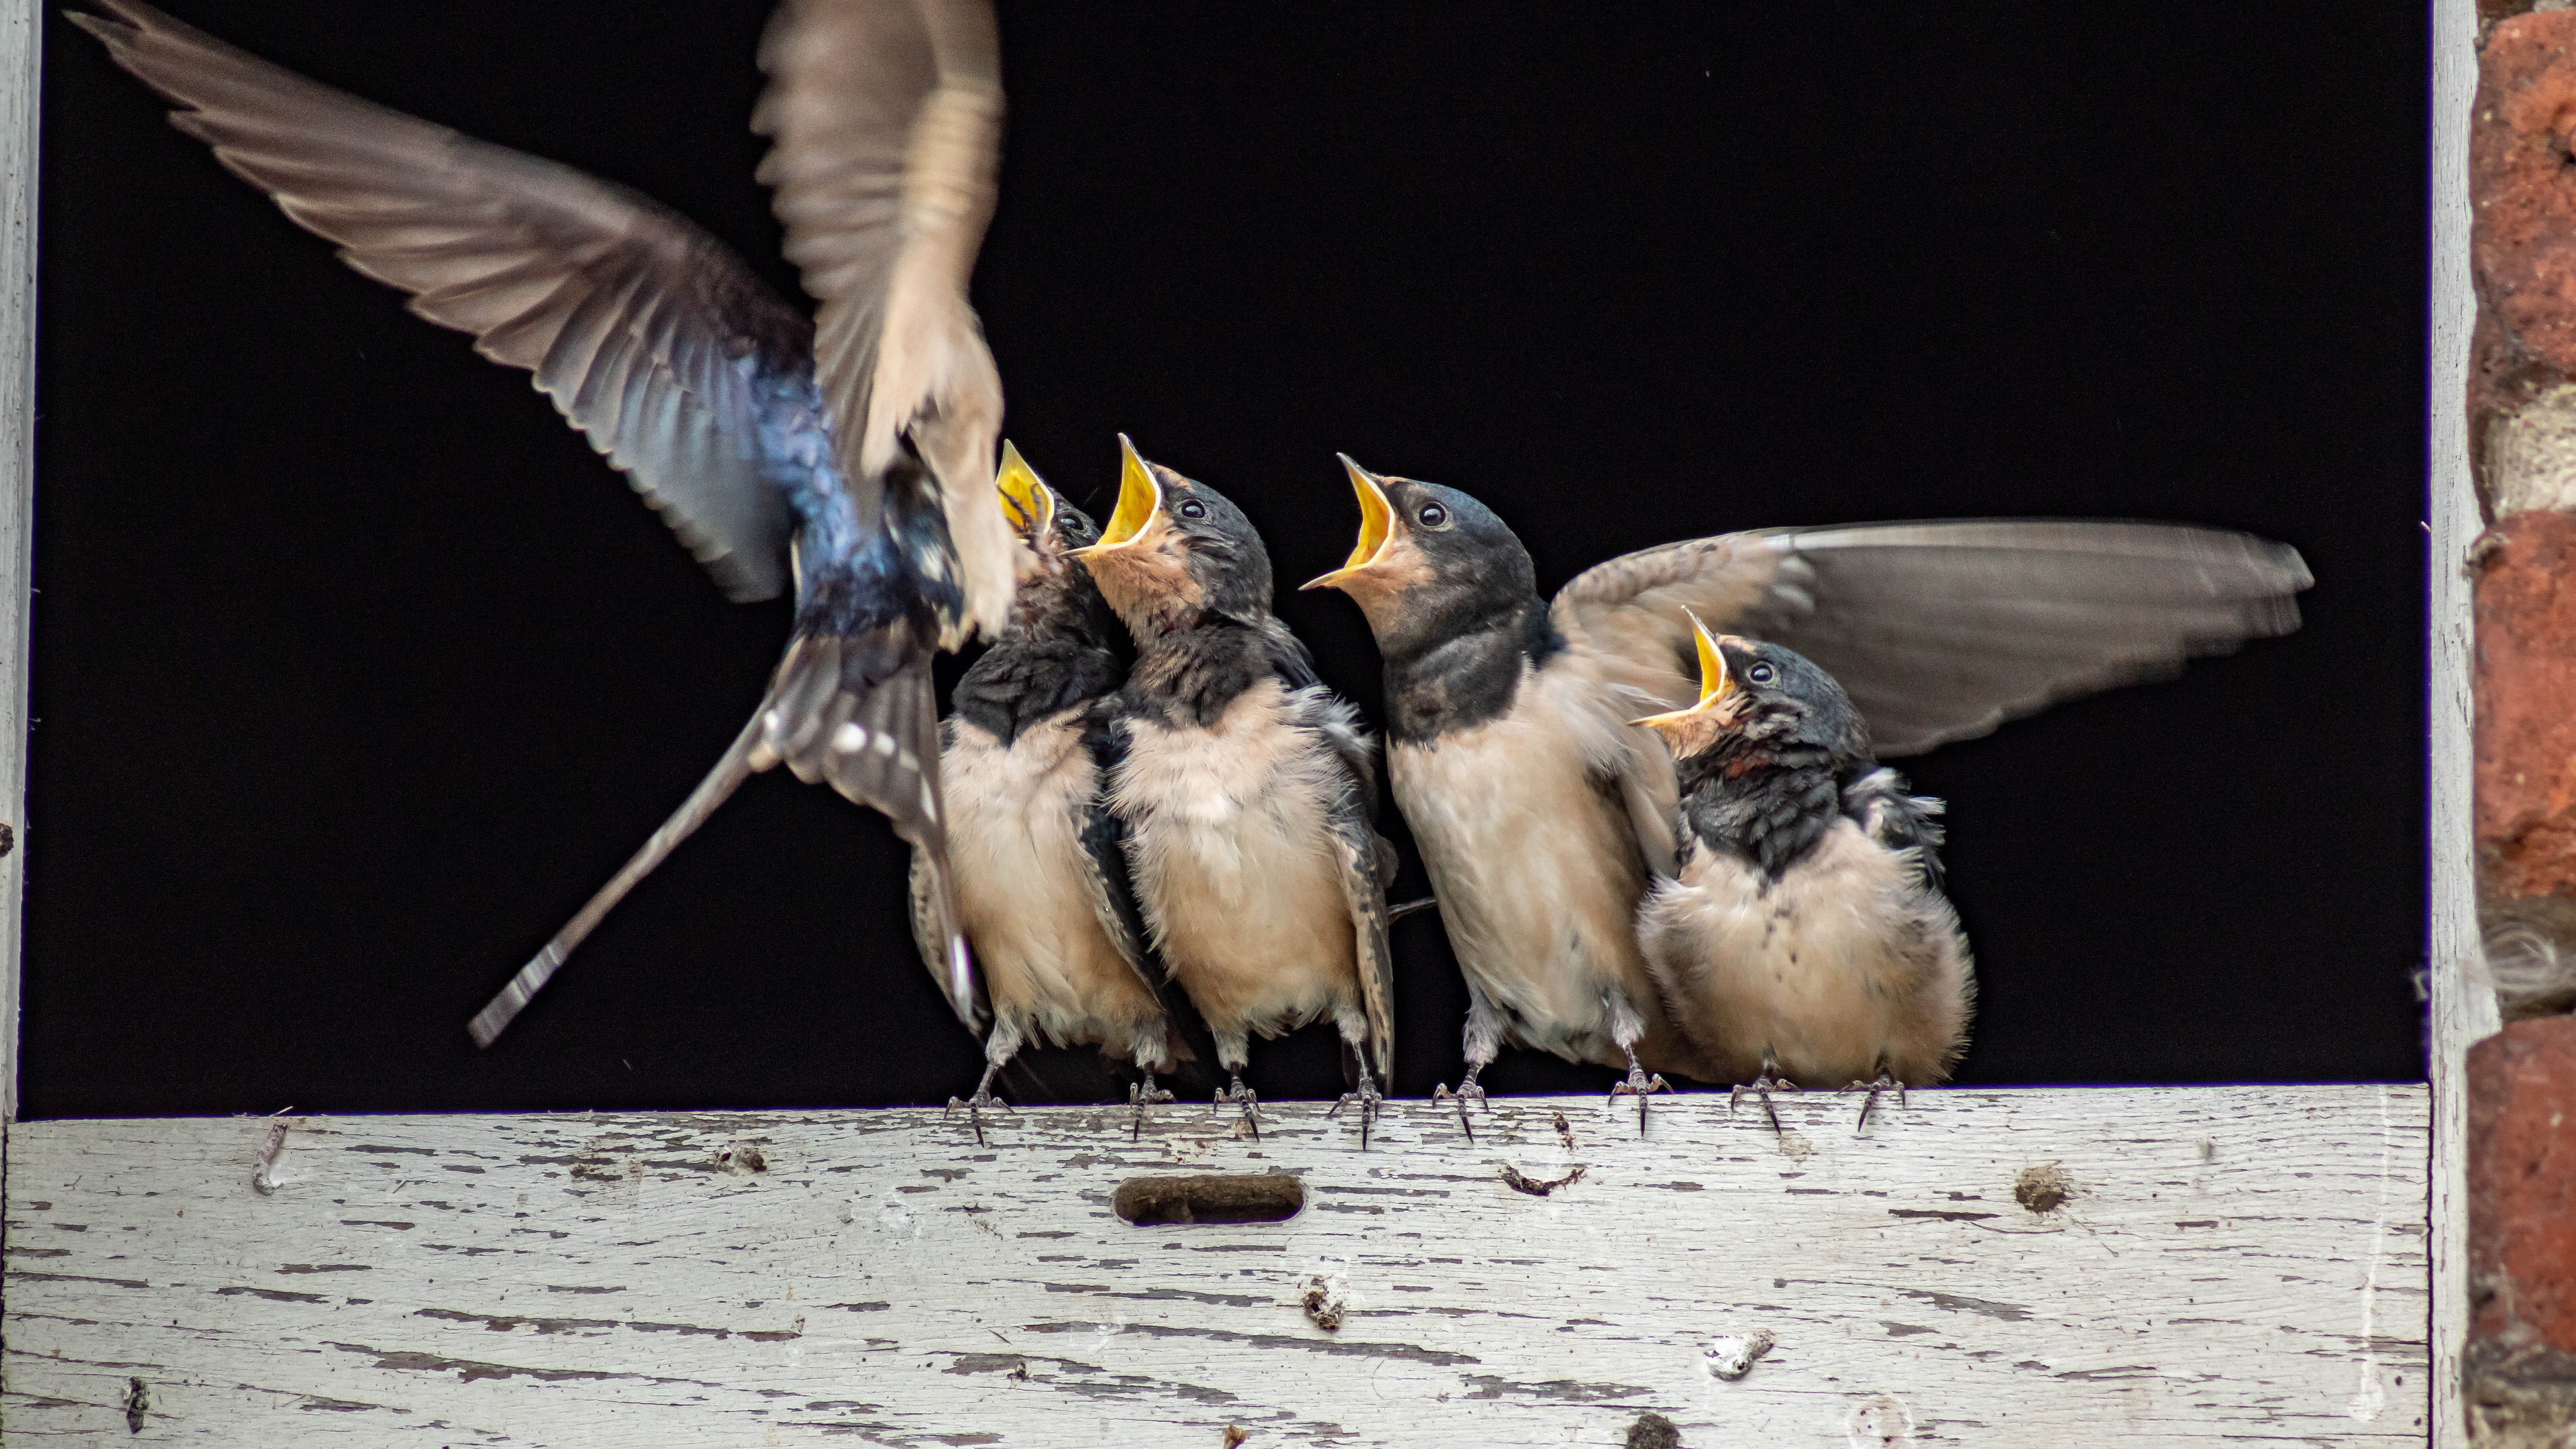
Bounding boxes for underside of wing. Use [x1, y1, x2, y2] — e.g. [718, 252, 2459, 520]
[1555, 520, 2312, 757]
[74, 0, 812, 602]
[754, 0, 1014, 639]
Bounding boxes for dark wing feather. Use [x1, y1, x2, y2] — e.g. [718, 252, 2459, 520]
[1554, 521, 2311, 757]
[72, 0, 806, 602]
[1079, 704, 1223, 1081]
[1289, 691, 1395, 1085]
[753, 0, 1015, 639]
[1844, 767, 1948, 894]
[906, 842, 979, 1013]
[1324, 777, 1397, 1086]
[1072, 706, 1165, 1002]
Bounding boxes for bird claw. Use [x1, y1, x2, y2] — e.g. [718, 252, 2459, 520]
[1728, 1074, 1798, 1136]
[1607, 1066, 1670, 1138]
[1213, 1078, 1260, 1141]
[1128, 1076, 1175, 1141]
[945, 1088, 1011, 1146]
[1328, 1073, 1385, 1150]
[1432, 1078, 1489, 1142]
[1839, 1072, 1907, 1133]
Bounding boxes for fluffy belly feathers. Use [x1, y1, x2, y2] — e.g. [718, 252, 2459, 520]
[1638, 820, 1972, 1086]
[945, 716, 1166, 1059]
[1389, 670, 1674, 1068]
[1112, 681, 1358, 1043]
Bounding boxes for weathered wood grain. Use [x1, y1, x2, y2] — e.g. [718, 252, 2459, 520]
[2429, 1, 2489, 1443]
[0, 0, 41, 1131]
[3, 1087, 2427, 1446]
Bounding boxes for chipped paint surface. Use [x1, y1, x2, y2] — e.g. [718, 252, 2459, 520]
[3, 1088, 2427, 1445]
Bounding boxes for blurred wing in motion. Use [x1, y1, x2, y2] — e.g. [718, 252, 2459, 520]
[72, 0, 811, 602]
[755, 0, 1015, 641]
[1554, 520, 2312, 757]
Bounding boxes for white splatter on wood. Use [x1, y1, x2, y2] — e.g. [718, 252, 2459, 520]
[4, 1087, 2426, 1445]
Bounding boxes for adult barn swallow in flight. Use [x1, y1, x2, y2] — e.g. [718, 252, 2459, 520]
[912, 446, 1197, 1141]
[1634, 620, 1970, 1130]
[1308, 459, 2308, 1128]
[73, 0, 1022, 1042]
[1079, 440, 1399, 1144]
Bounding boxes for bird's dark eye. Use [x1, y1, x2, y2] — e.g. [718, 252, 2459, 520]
[1177, 499, 1208, 521]
[1417, 502, 1450, 528]
[1746, 662, 1776, 685]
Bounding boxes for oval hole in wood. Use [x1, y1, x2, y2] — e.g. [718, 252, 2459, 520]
[1112, 1173, 1304, 1226]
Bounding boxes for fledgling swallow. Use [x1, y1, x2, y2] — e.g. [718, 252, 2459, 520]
[1633, 619, 1970, 1131]
[72, 0, 1024, 1041]
[1308, 458, 2308, 1134]
[1077, 439, 1400, 1146]
[911, 446, 1199, 1142]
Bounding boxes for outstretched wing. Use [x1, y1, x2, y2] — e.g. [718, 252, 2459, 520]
[754, 0, 1016, 641]
[1552, 521, 2311, 757]
[72, 0, 808, 602]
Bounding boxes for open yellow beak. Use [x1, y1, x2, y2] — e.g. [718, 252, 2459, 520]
[994, 439, 1055, 540]
[1072, 434, 1162, 558]
[1299, 455, 1396, 590]
[1631, 612, 1738, 731]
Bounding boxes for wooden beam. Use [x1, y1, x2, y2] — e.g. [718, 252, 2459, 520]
[0, 0, 38, 1130]
[4, 1088, 2428, 1445]
[2430, 1, 2496, 1444]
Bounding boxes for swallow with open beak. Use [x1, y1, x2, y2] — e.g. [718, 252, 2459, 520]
[74, 0, 1025, 1042]
[910, 445, 1201, 1142]
[1634, 619, 1969, 1130]
[1076, 439, 1399, 1145]
[1307, 458, 2308, 1132]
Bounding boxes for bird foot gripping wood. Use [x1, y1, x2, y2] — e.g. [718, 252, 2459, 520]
[946, 1073, 1011, 1147]
[1729, 1069, 1799, 1136]
[1432, 1076, 1489, 1142]
[1609, 1050, 1671, 1138]
[1128, 1075, 1175, 1141]
[1213, 1076, 1260, 1141]
[1839, 1071, 1908, 1134]
[1328, 1071, 1386, 1150]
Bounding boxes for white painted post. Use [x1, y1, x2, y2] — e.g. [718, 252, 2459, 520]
[0, 0, 40, 1128]
[2428, 1, 2494, 1445]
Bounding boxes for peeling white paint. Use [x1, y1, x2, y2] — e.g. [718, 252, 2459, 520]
[3, 1087, 2429, 1446]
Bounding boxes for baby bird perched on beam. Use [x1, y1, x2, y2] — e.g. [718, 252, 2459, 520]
[1307, 458, 2306, 1137]
[1634, 616, 1971, 1130]
[912, 447, 1197, 1143]
[1078, 439, 1399, 1146]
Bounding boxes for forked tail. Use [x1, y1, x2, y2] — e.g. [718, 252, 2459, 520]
[467, 622, 978, 1047]
[466, 712, 765, 1048]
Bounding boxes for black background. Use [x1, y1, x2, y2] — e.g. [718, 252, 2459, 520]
[31, 2, 2427, 1118]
